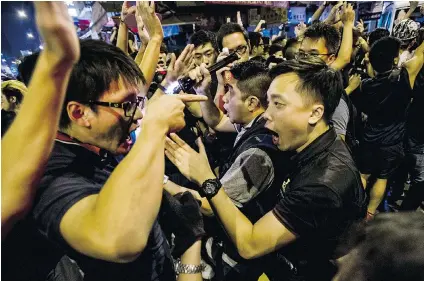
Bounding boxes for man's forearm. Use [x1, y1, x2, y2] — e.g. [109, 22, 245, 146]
[135, 43, 147, 65]
[117, 22, 129, 54]
[197, 87, 224, 129]
[332, 22, 353, 70]
[312, 5, 325, 22]
[209, 188, 255, 258]
[1, 51, 75, 238]
[140, 37, 163, 90]
[91, 121, 168, 254]
[178, 240, 202, 281]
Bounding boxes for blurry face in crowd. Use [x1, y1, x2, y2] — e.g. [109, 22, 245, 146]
[299, 37, 336, 65]
[274, 50, 284, 59]
[157, 52, 167, 70]
[222, 77, 252, 125]
[193, 42, 218, 67]
[1, 93, 12, 111]
[252, 38, 265, 57]
[71, 77, 143, 155]
[222, 32, 250, 63]
[264, 73, 323, 152]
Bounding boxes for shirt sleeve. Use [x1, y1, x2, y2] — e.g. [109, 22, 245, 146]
[331, 98, 350, 136]
[221, 148, 274, 208]
[272, 184, 342, 237]
[32, 172, 100, 245]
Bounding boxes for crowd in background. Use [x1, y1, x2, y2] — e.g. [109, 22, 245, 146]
[2, 1, 424, 281]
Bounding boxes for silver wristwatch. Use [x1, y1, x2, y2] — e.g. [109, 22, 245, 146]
[174, 260, 204, 275]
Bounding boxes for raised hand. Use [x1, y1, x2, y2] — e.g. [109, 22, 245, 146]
[356, 19, 365, 34]
[144, 94, 207, 133]
[34, 2, 80, 63]
[237, 11, 243, 27]
[348, 74, 361, 91]
[165, 134, 214, 186]
[165, 44, 194, 84]
[121, 1, 136, 22]
[137, 1, 163, 40]
[341, 2, 355, 25]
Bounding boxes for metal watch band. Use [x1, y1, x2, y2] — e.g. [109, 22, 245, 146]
[175, 260, 204, 274]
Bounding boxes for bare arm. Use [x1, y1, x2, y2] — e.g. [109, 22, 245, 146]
[255, 20, 265, 32]
[1, 1, 80, 240]
[331, 4, 355, 71]
[138, 1, 164, 91]
[178, 241, 203, 281]
[109, 27, 118, 44]
[116, 22, 129, 54]
[405, 1, 419, 20]
[403, 40, 424, 88]
[311, 2, 327, 22]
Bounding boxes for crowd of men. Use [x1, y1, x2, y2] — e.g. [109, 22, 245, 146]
[2, 1, 424, 281]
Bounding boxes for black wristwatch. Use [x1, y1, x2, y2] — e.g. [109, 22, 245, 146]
[199, 178, 222, 199]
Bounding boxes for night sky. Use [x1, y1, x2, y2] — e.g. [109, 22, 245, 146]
[1, 1, 40, 59]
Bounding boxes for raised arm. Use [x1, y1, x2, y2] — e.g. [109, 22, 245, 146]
[404, 1, 419, 20]
[138, 1, 164, 91]
[194, 65, 236, 133]
[311, 2, 328, 23]
[403, 39, 424, 88]
[1, 1, 80, 239]
[134, 20, 149, 65]
[331, 3, 355, 71]
[116, 1, 135, 54]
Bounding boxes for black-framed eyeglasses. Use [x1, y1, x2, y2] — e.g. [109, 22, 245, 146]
[229, 45, 248, 56]
[86, 96, 146, 117]
[295, 51, 334, 60]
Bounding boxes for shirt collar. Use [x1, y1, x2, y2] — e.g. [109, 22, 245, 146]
[291, 126, 337, 169]
[55, 131, 105, 157]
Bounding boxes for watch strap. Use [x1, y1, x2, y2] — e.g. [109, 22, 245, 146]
[174, 260, 204, 274]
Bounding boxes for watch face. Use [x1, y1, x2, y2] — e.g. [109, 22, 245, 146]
[205, 182, 215, 195]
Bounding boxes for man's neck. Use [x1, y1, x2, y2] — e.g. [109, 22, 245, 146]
[242, 108, 265, 127]
[296, 122, 330, 153]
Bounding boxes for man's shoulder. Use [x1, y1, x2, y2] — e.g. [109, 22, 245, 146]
[294, 140, 360, 196]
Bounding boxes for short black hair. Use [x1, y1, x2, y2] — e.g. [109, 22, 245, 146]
[229, 60, 271, 106]
[368, 28, 390, 47]
[269, 57, 343, 122]
[269, 44, 284, 57]
[248, 32, 263, 49]
[369, 36, 401, 73]
[217, 23, 249, 51]
[303, 22, 341, 55]
[272, 35, 286, 45]
[283, 38, 300, 60]
[1, 82, 25, 105]
[189, 30, 218, 52]
[18, 52, 40, 86]
[60, 39, 145, 129]
[337, 212, 424, 281]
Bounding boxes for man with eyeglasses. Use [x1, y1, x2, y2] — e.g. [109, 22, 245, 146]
[298, 5, 355, 143]
[217, 23, 251, 63]
[3, 37, 208, 281]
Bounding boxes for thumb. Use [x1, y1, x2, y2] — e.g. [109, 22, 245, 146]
[196, 137, 207, 158]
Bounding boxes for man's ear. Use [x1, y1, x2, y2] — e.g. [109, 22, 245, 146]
[66, 101, 91, 128]
[308, 104, 325, 125]
[246, 96, 260, 111]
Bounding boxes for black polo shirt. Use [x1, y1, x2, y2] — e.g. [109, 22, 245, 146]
[3, 138, 175, 281]
[272, 128, 366, 281]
